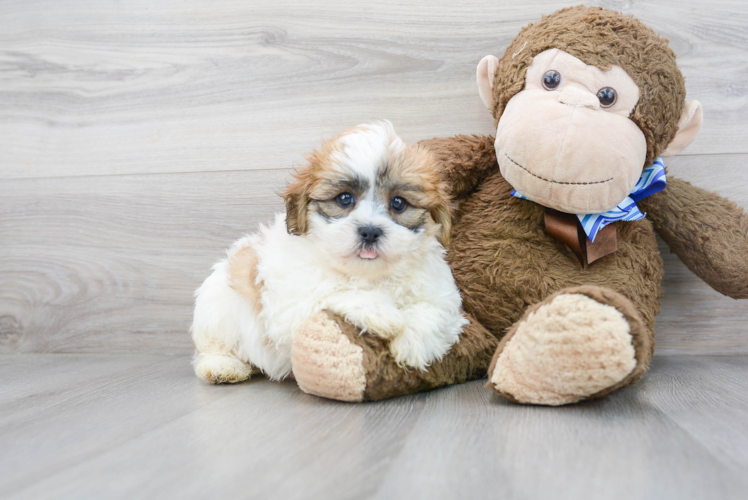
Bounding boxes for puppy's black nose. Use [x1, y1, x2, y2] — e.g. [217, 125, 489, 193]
[358, 226, 383, 245]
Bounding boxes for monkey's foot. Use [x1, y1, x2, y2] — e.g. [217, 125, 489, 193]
[291, 311, 497, 402]
[487, 286, 652, 406]
[290, 312, 368, 401]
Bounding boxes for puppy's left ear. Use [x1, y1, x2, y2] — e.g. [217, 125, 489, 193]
[283, 173, 312, 236]
[430, 201, 452, 248]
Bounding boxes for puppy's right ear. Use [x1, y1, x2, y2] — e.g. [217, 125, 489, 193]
[283, 171, 312, 236]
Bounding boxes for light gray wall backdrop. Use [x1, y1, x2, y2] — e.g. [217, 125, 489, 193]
[1, 0, 746, 355]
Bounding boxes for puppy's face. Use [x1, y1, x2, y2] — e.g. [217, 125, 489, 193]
[283, 121, 451, 278]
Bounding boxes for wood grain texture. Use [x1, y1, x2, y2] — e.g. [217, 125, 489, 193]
[1, 0, 747, 179]
[0, 0, 747, 355]
[1, 155, 747, 355]
[1, 354, 747, 499]
[0, 168, 287, 354]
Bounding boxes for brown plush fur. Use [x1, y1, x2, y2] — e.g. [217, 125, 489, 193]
[493, 6, 685, 165]
[447, 166, 664, 350]
[639, 177, 748, 299]
[317, 312, 498, 401]
[418, 135, 498, 200]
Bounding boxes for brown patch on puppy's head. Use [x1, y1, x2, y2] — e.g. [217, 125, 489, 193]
[491, 6, 686, 164]
[283, 135, 347, 236]
[380, 143, 452, 246]
[283, 168, 312, 236]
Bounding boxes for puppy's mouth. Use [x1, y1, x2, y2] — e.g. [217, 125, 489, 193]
[358, 249, 379, 260]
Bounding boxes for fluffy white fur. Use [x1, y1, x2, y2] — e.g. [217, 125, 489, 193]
[191, 122, 467, 383]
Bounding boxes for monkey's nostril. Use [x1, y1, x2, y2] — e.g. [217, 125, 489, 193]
[358, 226, 383, 245]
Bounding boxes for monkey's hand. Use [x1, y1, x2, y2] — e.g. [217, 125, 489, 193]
[418, 135, 498, 199]
[639, 176, 748, 299]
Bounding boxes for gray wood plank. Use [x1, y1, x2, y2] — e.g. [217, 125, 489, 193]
[2, 354, 747, 500]
[0, 354, 241, 498]
[666, 154, 748, 209]
[1, 0, 747, 180]
[376, 358, 748, 500]
[0, 354, 428, 500]
[1, 157, 747, 355]
[0, 353, 186, 419]
[638, 356, 748, 473]
[0, 168, 287, 354]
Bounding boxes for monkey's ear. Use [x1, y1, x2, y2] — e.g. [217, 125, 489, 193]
[662, 100, 703, 157]
[477, 55, 500, 110]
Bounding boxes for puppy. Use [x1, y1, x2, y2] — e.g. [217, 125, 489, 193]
[191, 121, 467, 384]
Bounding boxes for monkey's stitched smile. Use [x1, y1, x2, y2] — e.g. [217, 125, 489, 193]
[503, 152, 613, 186]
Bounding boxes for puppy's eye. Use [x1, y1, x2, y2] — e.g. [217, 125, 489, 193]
[336, 192, 354, 208]
[542, 70, 561, 90]
[390, 196, 407, 213]
[597, 87, 617, 108]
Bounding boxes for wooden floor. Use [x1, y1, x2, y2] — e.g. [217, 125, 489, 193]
[1, 354, 747, 500]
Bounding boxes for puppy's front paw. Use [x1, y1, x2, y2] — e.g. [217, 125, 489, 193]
[354, 305, 405, 339]
[389, 330, 434, 371]
[338, 303, 405, 339]
[324, 291, 406, 339]
[194, 353, 255, 384]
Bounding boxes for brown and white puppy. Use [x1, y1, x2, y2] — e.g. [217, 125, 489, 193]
[191, 121, 467, 383]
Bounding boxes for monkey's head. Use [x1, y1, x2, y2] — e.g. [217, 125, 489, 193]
[477, 6, 703, 214]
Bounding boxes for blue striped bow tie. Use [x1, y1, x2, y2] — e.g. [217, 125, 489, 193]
[511, 158, 667, 242]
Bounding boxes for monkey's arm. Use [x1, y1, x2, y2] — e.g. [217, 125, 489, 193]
[419, 135, 498, 198]
[638, 176, 748, 299]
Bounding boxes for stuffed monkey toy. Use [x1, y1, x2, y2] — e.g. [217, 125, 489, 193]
[290, 6, 748, 405]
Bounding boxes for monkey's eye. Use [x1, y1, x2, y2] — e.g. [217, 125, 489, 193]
[542, 70, 561, 90]
[597, 87, 617, 108]
[390, 196, 407, 213]
[336, 192, 354, 208]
